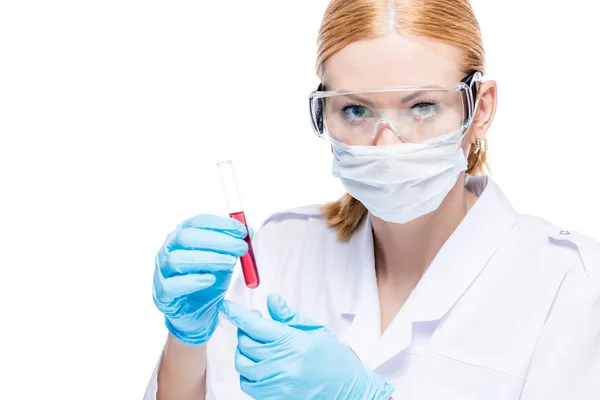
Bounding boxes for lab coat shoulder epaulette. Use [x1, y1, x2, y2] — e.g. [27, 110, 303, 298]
[550, 229, 600, 287]
[517, 214, 600, 285]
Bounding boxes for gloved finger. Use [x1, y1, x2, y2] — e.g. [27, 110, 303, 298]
[174, 228, 248, 256]
[240, 376, 261, 399]
[219, 300, 287, 342]
[234, 346, 278, 382]
[155, 233, 177, 271]
[267, 293, 323, 331]
[252, 309, 262, 316]
[161, 231, 178, 251]
[162, 249, 237, 277]
[153, 272, 216, 303]
[237, 329, 276, 362]
[178, 214, 248, 238]
[240, 373, 282, 399]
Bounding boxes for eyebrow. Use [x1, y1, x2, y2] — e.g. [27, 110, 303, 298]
[335, 90, 428, 107]
[400, 90, 426, 104]
[342, 94, 375, 107]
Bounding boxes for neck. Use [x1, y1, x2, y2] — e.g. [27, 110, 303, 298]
[372, 173, 478, 285]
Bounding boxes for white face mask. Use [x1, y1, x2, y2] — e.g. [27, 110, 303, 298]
[331, 128, 468, 224]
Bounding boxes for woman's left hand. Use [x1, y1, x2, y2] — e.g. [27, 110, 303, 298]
[219, 293, 395, 400]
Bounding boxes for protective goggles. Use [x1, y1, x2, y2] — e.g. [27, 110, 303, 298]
[309, 71, 482, 145]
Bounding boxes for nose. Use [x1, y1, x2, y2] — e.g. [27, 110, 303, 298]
[375, 127, 403, 145]
[371, 119, 407, 146]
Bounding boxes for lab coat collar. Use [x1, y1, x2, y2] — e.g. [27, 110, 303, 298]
[400, 175, 517, 322]
[341, 210, 376, 315]
[340, 211, 381, 361]
[340, 175, 519, 368]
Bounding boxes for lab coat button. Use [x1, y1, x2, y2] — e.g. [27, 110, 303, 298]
[560, 230, 571, 235]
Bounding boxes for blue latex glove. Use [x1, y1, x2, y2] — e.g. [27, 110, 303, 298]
[219, 294, 395, 400]
[152, 214, 250, 345]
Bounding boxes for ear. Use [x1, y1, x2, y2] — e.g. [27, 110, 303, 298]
[469, 80, 498, 144]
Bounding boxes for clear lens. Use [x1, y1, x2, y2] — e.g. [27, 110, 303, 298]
[310, 87, 471, 145]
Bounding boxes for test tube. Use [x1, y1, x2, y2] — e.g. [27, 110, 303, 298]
[217, 160, 260, 289]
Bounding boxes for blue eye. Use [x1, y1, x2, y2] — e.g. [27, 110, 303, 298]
[410, 102, 439, 121]
[342, 104, 370, 122]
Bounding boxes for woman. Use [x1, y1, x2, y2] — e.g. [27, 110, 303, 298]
[145, 0, 600, 399]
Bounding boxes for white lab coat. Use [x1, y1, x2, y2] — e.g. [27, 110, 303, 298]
[144, 175, 600, 399]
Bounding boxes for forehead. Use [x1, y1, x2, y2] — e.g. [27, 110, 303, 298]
[323, 34, 464, 91]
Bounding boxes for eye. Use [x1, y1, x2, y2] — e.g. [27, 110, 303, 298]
[410, 102, 439, 121]
[342, 103, 371, 123]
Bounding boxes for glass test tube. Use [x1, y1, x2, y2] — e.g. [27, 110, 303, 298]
[217, 160, 260, 289]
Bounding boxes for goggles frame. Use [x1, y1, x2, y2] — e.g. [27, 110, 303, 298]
[308, 71, 483, 140]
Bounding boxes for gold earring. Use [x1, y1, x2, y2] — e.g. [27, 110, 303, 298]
[474, 138, 482, 154]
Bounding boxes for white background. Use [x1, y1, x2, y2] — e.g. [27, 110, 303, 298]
[1, 0, 599, 398]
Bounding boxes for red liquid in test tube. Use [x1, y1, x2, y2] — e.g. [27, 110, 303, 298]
[229, 211, 259, 289]
[217, 160, 260, 289]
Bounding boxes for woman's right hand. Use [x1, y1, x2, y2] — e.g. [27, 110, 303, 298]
[152, 214, 250, 346]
